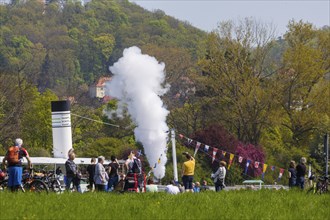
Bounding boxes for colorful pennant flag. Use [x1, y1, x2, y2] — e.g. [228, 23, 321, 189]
[187, 138, 193, 145]
[204, 145, 210, 152]
[194, 142, 201, 157]
[212, 148, 218, 163]
[238, 156, 243, 163]
[262, 164, 268, 180]
[278, 168, 285, 181]
[228, 153, 235, 170]
[244, 159, 251, 175]
[271, 166, 276, 171]
[254, 161, 260, 169]
[221, 150, 227, 158]
[179, 134, 184, 139]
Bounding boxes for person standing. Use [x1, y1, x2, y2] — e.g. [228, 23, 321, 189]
[181, 152, 195, 192]
[94, 156, 108, 192]
[65, 150, 81, 193]
[107, 155, 119, 192]
[288, 160, 297, 188]
[86, 158, 96, 191]
[212, 161, 227, 192]
[2, 138, 32, 192]
[296, 157, 307, 189]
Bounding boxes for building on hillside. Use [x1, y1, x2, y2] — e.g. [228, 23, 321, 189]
[89, 76, 112, 99]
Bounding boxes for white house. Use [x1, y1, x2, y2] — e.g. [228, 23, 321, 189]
[89, 76, 111, 99]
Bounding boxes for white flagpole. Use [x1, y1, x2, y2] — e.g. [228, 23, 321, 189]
[171, 129, 178, 182]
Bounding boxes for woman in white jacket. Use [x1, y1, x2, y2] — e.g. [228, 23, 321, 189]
[94, 156, 109, 192]
[212, 161, 227, 192]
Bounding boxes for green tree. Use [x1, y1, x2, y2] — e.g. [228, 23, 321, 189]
[197, 18, 277, 144]
[21, 89, 58, 151]
[274, 20, 330, 147]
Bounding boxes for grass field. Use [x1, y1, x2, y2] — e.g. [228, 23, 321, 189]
[0, 189, 329, 220]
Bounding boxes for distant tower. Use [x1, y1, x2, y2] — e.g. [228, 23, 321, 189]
[51, 100, 73, 158]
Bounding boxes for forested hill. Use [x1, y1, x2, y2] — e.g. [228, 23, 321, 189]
[0, 0, 206, 94]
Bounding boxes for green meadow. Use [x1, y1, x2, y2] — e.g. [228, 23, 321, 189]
[0, 190, 329, 220]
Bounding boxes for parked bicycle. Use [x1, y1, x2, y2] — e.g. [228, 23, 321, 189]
[307, 174, 329, 194]
[21, 169, 49, 193]
[42, 170, 65, 193]
[315, 176, 328, 194]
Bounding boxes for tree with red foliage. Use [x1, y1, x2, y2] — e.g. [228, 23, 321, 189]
[235, 143, 265, 177]
[189, 124, 265, 177]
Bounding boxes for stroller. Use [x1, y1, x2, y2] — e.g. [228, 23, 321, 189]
[120, 157, 146, 192]
[124, 173, 146, 192]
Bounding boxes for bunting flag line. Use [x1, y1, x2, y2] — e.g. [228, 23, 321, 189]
[278, 168, 285, 181]
[178, 133, 287, 182]
[244, 159, 251, 175]
[194, 142, 201, 157]
[262, 164, 268, 180]
[228, 153, 235, 170]
[238, 156, 243, 163]
[212, 148, 218, 163]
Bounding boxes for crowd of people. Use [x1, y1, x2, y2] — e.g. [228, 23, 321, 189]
[2, 137, 314, 194]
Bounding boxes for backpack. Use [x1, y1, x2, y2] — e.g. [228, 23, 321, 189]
[7, 146, 20, 165]
[132, 158, 142, 174]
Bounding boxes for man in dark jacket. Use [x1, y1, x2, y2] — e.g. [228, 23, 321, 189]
[296, 157, 307, 189]
[65, 150, 81, 193]
[86, 158, 96, 191]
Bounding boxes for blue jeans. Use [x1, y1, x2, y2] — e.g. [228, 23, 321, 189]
[289, 178, 296, 188]
[107, 175, 119, 192]
[96, 184, 107, 191]
[65, 176, 82, 193]
[296, 176, 305, 189]
[8, 166, 22, 189]
[182, 175, 194, 190]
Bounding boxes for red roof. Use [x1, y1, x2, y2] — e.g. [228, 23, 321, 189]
[96, 77, 111, 87]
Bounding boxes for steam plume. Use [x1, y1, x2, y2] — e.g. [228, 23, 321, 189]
[106, 46, 169, 179]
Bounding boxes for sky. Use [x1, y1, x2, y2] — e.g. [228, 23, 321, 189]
[130, 0, 330, 36]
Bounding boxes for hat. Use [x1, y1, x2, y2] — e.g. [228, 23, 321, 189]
[220, 161, 227, 166]
[15, 138, 23, 146]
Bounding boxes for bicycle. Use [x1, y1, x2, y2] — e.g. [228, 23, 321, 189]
[41, 170, 65, 193]
[21, 169, 49, 193]
[315, 176, 328, 194]
[307, 175, 328, 194]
